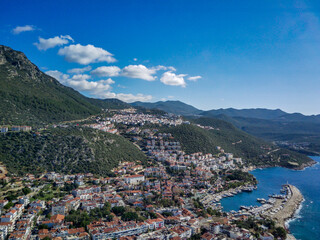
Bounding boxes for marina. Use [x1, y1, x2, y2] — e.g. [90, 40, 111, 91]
[220, 157, 320, 240]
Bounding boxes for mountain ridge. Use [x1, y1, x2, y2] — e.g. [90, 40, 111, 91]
[0, 45, 132, 125]
[130, 100, 320, 153]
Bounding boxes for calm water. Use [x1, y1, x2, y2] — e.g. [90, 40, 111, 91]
[220, 156, 320, 240]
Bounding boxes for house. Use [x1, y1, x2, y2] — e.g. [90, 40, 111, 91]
[260, 232, 274, 240]
[170, 225, 192, 239]
[0, 215, 13, 223]
[0, 222, 14, 233]
[0, 200, 8, 209]
[18, 197, 29, 207]
[51, 203, 68, 216]
[29, 200, 45, 209]
[146, 218, 164, 230]
[0, 127, 8, 133]
[201, 232, 215, 240]
[124, 175, 145, 185]
[0, 225, 8, 240]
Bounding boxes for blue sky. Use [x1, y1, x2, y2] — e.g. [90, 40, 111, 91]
[1, 0, 320, 114]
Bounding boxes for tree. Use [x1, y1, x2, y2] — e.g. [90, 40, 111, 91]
[111, 206, 125, 216]
[273, 227, 287, 239]
[22, 187, 32, 195]
[38, 224, 49, 229]
[4, 202, 13, 209]
[122, 212, 139, 221]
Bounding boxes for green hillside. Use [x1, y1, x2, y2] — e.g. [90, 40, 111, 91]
[161, 118, 314, 169]
[0, 45, 103, 125]
[131, 100, 202, 116]
[86, 98, 132, 110]
[0, 127, 147, 176]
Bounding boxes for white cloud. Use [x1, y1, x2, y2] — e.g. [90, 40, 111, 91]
[91, 66, 121, 77]
[187, 76, 202, 81]
[34, 35, 74, 50]
[12, 25, 35, 34]
[152, 65, 176, 71]
[67, 78, 113, 93]
[121, 64, 157, 81]
[160, 71, 187, 87]
[133, 58, 138, 61]
[58, 44, 116, 65]
[46, 70, 114, 96]
[89, 64, 177, 81]
[45, 70, 70, 83]
[67, 66, 92, 74]
[45, 70, 150, 102]
[71, 74, 91, 81]
[113, 93, 152, 102]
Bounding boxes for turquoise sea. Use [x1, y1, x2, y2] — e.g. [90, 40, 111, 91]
[220, 156, 320, 240]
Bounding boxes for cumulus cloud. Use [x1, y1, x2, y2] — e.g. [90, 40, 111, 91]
[187, 76, 202, 81]
[12, 25, 35, 34]
[67, 66, 92, 74]
[58, 44, 116, 65]
[45, 70, 150, 102]
[90, 64, 177, 81]
[152, 65, 176, 71]
[34, 35, 74, 50]
[115, 93, 152, 102]
[70, 74, 91, 81]
[121, 64, 157, 81]
[67, 78, 113, 93]
[45, 70, 70, 83]
[91, 66, 121, 77]
[160, 71, 187, 87]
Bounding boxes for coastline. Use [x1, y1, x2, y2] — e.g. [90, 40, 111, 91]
[244, 158, 317, 173]
[285, 198, 304, 229]
[267, 185, 304, 229]
[221, 158, 320, 240]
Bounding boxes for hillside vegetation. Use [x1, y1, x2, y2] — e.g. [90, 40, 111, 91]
[0, 45, 103, 125]
[0, 127, 146, 176]
[161, 118, 313, 169]
[131, 100, 202, 116]
[0, 45, 131, 126]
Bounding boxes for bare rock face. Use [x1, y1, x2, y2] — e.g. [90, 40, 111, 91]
[0, 45, 43, 81]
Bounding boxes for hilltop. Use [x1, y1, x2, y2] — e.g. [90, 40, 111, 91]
[0, 45, 132, 125]
[131, 100, 202, 116]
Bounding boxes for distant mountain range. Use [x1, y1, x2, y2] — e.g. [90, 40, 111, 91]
[132, 100, 320, 122]
[131, 100, 202, 116]
[131, 100, 320, 153]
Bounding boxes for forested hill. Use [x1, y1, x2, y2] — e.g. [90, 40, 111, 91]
[0, 45, 131, 126]
[161, 118, 314, 169]
[0, 127, 147, 176]
[131, 100, 202, 116]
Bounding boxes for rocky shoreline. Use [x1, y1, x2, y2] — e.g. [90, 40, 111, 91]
[273, 185, 303, 227]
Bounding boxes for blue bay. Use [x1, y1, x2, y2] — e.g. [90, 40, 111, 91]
[220, 156, 320, 240]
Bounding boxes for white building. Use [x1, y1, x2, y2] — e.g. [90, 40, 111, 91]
[124, 175, 145, 185]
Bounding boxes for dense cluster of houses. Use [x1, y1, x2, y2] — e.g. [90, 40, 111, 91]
[109, 113, 184, 126]
[0, 111, 281, 239]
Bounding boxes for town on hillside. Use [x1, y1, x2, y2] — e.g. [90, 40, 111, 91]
[0, 109, 292, 240]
